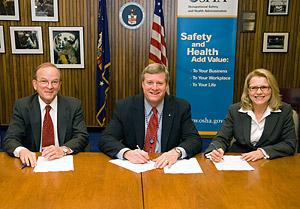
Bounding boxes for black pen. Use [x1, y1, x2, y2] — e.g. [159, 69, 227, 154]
[20, 164, 27, 169]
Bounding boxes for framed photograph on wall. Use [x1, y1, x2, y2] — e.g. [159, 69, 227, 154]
[49, 27, 84, 68]
[31, 0, 59, 22]
[267, 0, 289, 16]
[9, 26, 43, 54]
[262, 32, 289, 53]
[0, 0, 20, 20]
[0, 26, 5, 53]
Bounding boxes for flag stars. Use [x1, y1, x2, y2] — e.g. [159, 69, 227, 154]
[99, 81, 104, 86]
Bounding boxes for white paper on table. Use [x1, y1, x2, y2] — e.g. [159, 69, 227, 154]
[164, 158, 203, 174]
[33, 155, 74, 172]
[109, 159, 156, 173]
[213, 155, 254, 171]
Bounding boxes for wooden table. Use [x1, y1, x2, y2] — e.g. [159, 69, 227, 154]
[143, 154, 300, 209]
[0, 152, 143, 209]
[1, 152, 300, 209]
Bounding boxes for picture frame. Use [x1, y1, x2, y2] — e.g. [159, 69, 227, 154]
[31, 0, 59, 22]
[9, 26, 43, 54]
[0, 0, 20, 20]
[49, 27, 85, 68]
[267, 0, 289, 16]
[262, 32, 289, 53]
[0, 26, 5, 53]
[241, 12, 256, 33]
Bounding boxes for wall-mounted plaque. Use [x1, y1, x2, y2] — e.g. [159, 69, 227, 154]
[241, 12, 256, 33]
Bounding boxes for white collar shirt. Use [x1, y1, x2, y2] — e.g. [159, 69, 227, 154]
[144, 99, 164, 153]
[38, 96, 59, 151]
[238, 106, 281, 146]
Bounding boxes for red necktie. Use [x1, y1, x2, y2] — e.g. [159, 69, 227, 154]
[144, 107, 158, 153]
[42, 105, 55, 147]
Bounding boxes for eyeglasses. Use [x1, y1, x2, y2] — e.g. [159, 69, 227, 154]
[248, 86, 271, 92]
[36, 79, 60, 87]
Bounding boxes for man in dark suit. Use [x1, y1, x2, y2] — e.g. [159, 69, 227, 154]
[99, 63, 202, 168]
[3, 62, 88, 167]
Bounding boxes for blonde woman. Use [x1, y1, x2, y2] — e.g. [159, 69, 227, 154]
[205, 69, 297, 162]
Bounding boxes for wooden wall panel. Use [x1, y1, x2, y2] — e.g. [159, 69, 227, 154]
[1, 0, 300, 127]
[0, 0, 99, 126]
[234, 0, 300, 102]
[105, 0, 178, 124]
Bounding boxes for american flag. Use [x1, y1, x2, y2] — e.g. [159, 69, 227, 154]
[149, 0, 168, 68]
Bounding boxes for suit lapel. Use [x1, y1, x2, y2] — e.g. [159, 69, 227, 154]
[257, 112, 279, 146]
[161, 95, 174, 152]
[240, 112, 253, 148]
[57, 95, 69, 145]
[133, 95, 146, 148]
[28, 95, 41, 151]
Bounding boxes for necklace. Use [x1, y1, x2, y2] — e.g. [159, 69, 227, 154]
[144, 108, 163, 145]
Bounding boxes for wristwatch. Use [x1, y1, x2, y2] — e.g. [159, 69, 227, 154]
[174, 148, 182, 159]
[61, 146, 69, 156]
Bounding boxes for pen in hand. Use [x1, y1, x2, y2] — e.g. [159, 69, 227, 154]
[136, 145, 150, 162]
[211, 143, 224, 161]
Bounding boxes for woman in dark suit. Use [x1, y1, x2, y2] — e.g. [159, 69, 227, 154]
[205, 69, 297, 162]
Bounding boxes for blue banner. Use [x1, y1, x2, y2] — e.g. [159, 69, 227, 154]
[96, 0, 111, 126]
[176, 0, 238, 135]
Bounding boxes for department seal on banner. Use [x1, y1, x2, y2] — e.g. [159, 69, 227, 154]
[119, 2, 145, 30]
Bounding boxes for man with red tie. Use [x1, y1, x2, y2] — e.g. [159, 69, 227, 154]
[99, 63, 202, 168]
[3, 62, 88, 167]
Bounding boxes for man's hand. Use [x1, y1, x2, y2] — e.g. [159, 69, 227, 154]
[241, 150, 264, 161]
[42, 145, 64, 160]
[153, 149, 179, 169]
[123, 149, 150, 164]
[19, 149, 37, 167]
[210, 148, 224, 163]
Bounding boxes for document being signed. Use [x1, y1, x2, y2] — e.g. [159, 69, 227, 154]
[213, 155, 255, 171]
[109, 159, 156, 173]
[110, 158, 203, 174]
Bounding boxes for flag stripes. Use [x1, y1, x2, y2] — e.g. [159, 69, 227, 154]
[149, 0, 168, 67]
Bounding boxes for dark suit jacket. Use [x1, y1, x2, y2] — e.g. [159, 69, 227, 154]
[3, 93, 89, 156]
[98, 94, 202, 158]
[205, 102, 297, 159]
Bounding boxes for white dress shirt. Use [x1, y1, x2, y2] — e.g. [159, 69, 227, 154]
[13, 96, 59, 157]
[238, 106, 281, 158]
[116, 99, 186, 159]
